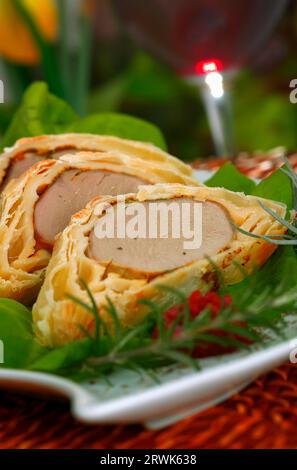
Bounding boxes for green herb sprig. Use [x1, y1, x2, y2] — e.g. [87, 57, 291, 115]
[236, 158, 297, 246]
[64, 275, 297, 379]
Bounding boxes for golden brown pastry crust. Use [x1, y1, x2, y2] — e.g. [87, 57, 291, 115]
[32, 183, 287, 347]
[0, 154, 198, 304]
[0, 133, 193, 186]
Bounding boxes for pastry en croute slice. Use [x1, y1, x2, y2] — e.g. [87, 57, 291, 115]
[0, 133, 193, 190]
[0, 153, 197, 304]
[32, 184, 287, 347]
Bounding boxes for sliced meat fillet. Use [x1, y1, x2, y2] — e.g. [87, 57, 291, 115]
[34, 169, 146, 247]
[1, 148, 78, 191]
[1, 153, 44, 190]
[88, 198, 234, 274]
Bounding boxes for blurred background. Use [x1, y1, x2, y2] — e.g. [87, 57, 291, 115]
[0, 0, 296, 160]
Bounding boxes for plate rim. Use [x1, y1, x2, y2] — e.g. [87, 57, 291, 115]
[0, 337, 295, 425]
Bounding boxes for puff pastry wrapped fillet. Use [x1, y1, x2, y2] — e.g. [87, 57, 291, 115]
[0, 154, 197, 304]
[32, 183, 287, 347]
[0, 133, 193, 190]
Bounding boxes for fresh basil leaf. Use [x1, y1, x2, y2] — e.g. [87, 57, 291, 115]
[205, 163, 256, 194]
[66, 112, 167, 150]
[0, 299, 47, 369]
[252, 168, 293, 209]
[2, 82, 78, 148]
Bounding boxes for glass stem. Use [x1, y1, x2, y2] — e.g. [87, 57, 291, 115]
[188, 73, 236, 157]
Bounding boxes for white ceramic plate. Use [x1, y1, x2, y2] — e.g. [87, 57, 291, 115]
[0, 169, 295, 428]
[194, 169, 213, 183]
[0, 339, 295, 428]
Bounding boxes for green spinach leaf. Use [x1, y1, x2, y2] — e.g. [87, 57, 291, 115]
[3, 82, 78, 147]
[0, 299, 46, 369]
[67, 112, 167, 150]
[28, 339, 93, 374]
[3, 82, 168, 151]
[205, 163, 256, 194]
[252, 168, 293, 209]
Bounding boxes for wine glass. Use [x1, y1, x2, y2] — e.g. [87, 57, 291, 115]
[111, 0, 289, 156]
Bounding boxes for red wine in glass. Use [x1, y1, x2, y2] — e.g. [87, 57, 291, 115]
[111, 0, 289, 155]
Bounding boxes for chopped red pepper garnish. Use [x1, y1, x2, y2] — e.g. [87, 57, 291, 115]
[153, 290, 250, 358]
[189, 290, 231, 318]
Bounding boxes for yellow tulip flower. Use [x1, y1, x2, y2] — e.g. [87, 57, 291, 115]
[0, 0, 58, 65]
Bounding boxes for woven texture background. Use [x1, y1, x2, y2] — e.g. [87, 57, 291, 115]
[0, 363, 296, 449]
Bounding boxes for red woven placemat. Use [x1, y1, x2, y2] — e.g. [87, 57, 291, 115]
[0, 363, 296, 449]
[193, 151, 297, 179]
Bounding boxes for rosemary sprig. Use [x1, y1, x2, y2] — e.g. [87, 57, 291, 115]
[281, 157, 297, 212]
[67, 275, 297, 377]
[235, 159, 297, 245]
